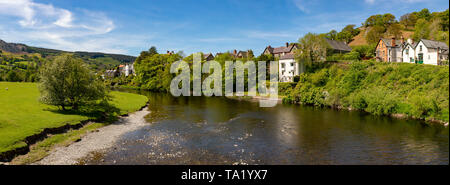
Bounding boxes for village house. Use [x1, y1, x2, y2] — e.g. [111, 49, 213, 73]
[263, 42, 302, 82]
[375, 37, 404, 62]
[120, 63, 135, 76]
[237, 50, 249, 58]
[203, 53, 214, 61]
[278, 53, 304, 82]
[104, 69, 120, 79]
[325, 38, 352, 54]
[402, 38, 417, 63]
[263, 42, 298, 58]
[403, 39, 448, 65]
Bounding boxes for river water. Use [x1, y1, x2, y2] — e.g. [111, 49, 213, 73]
[87, 90, 449, 165]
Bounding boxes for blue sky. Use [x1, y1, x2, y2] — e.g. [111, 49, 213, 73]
[0, 0, 448, 56]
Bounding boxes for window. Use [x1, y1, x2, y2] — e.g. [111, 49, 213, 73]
[420, 45, 422, 51]
[281, 63, 285, 68]
[406, 49, 409, 55]
[290, 63, 294, 67]
[428, 55, 430, 59]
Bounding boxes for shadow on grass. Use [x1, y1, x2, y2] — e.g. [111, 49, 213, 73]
[45, 101, 121, 123]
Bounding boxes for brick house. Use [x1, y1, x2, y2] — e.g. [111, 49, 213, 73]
[375, 37, 404, 62]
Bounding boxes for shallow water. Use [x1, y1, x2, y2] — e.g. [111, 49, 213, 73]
[87, 90, 449, 165]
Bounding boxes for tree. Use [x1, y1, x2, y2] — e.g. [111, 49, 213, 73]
[295, 33, 329, 63]
[342, 24, 360, 36]
[413, 19, 431, 41]
[38, 54, 108, 110]
[133, 53, 183, 91]
[400, 13, 418, 30]
[386, 23, 402, 38]
[438, 9, 449, 31]
[382, 13, 396, 26]
[417, 8, 431, 21]
[326, 30, 338, 40]
[366, 25, 385, 44]
[337, 31, 353, 43]
[6, 70, 20, 82]
[149, 46, 158, 55]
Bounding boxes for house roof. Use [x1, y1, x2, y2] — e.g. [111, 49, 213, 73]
[443, 49, 449, 55]
[380, 38, 403, 48]
[264, 44, 297, 54]
[402, 42, 418, 51]
[325, 38, 352, 51]
[421, 39, 449, 49]
[279, 53, 295, 60]
[237, 50, 248, 56]
[203, 53, 213, 59]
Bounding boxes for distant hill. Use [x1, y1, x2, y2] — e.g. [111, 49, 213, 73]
[0, 39, 136, 64]
[348, 27, 415, 46]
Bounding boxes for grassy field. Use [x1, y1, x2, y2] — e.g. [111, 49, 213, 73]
[0, 82, 148, 154]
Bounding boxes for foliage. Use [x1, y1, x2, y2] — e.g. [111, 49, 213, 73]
[285, 61, 449, 122]
[366, 25, 386, 44]
[133, 52, 183, 92]
[38, 54, 108, 110]
[295, 33, 329, 63]
[351, 44, 376, 59]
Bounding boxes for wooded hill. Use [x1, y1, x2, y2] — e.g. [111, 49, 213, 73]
[0, 39, 136, 64]
[326, 8, 449, 47]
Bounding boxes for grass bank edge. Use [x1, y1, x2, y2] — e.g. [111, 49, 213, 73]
[0, 82, 148, 155]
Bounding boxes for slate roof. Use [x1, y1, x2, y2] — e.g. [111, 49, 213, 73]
[279, 53, 295, 60]
[325, 38, 352, 51]
[203, 53, 213, 59]
[380, 38, 403, 48]
[264, 44, 297, 54]
[443, 50, 449, 55]
[421, 39, 449, 49]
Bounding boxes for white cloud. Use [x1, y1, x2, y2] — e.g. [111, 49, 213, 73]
[0, 0, 138, 54]
[293, 0, 310, 13]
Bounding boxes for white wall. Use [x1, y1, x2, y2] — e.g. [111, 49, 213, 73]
[415, 41, 438, 65]
[279, 59, 299, 82]
[402, 45, 415, 63]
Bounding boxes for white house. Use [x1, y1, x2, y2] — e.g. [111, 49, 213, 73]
[402, 39, 449, 65]
[402, 39, 417, 63]
[278, 54, 304, 82]
[121, 63, 135, 76]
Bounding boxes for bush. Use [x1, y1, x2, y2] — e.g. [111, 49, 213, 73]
[287, 61, 449, 122]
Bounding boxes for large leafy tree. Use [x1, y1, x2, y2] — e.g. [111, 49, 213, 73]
[39, 54, 108, 110]
[295, 33, 329, 63]
[133, 53, 183, 92]
[366, 25, 386, 44]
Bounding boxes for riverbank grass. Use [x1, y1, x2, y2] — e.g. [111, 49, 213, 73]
[0, 82, 148, 155]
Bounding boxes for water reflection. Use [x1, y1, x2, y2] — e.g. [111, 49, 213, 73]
[88, 90, 448, 165]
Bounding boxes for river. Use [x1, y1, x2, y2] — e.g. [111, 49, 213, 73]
[85, 90, 449, 165]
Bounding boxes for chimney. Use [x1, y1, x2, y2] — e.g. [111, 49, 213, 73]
[233, 49, 237, 55]
[407, 38, 412, 44]
[391, 37, 396, 47]
[286, 42, 289, 47]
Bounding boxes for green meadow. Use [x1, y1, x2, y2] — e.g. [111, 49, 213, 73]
[0, 82, 148, 154]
